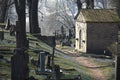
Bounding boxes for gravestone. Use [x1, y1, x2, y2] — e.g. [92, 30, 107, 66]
[0, 55, 3, 59]
[10, 25, 16, 36]
[5, 19, 11, 30]
[0, 22, 6, 41]
[0, 31, 4, 40]
[29, 76, 36, 80]
[31, 58, 38, 66]
[39, 52, 46, 73]
[46, 55, 51, 69]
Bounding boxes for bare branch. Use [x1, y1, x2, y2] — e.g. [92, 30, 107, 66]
[57, 19, 69, 29]
[7, 1, 14, 8]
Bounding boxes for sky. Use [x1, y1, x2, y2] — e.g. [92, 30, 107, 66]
[7, 0, 105, 35]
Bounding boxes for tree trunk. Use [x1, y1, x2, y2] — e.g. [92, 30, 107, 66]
[90, 0, 94, 9]
[86, 0, 94, 9]
[0, 0, 8, 22]
[76, 0, 82, 11]
[14, 0, 27, 48]
[11, 48, 29, 80]
[27, 0, 32, 33]
[11, 0, 29, 80]
[28, 0, 40, 34]
[116, 0, 120, 17]
[74, 0, 82, 19]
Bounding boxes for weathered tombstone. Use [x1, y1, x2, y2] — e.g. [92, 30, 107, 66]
[5, 19, 11, 30]
[0, 23, 5, 41]
[39, 52, 46, 73]
[0, 55, 3, 59]
[31, 58, 38, 66]
[29, 76, 36, 80]
[10, 25, 16, 36]
[37, 51, 52, 74]
[0, 55, 6, 63]
[0, 31, 4, 40]
[47, 55, 51, 69]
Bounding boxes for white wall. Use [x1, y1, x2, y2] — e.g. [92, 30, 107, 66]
[75, 21, 87, 53]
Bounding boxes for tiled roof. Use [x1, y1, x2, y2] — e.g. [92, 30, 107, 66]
[76, 9, 120, 22]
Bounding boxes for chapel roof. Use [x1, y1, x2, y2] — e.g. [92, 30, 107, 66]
[76, 9, 120, 22]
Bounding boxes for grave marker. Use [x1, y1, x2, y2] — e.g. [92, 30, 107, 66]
[0, 23, 6, 40]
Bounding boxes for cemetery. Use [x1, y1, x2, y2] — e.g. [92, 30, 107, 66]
[0, 0, 120, 80]
[0, 24, 116, 80]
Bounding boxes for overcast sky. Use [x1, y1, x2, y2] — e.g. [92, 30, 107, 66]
[8, 0, 105, 35]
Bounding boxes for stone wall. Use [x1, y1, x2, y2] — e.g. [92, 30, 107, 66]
[87, 23, 119, 55]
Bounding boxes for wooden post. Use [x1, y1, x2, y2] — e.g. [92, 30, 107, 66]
[51, 33, 56, 80]
[47, 55, 51, 68]
[116, 31, 120, 80]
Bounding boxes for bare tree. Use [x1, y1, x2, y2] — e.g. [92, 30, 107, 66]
[76, 0, 82, 11]
[55, 0, 76, 46]
[116, 0, 120, 17]
[56, 0, 75, 34]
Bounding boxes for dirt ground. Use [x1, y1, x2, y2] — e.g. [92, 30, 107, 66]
[57, 47, 113, 80]
[75, 57, 106, 80]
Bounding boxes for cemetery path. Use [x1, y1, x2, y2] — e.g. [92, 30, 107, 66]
[57, 48, 107, 80]
[75, 57, 106, 80]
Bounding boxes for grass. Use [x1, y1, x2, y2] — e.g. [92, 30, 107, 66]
[0, 32, 114, 80]
[56, 45, 115, 80]
[0, 62, 11, 80]
[102, 67, 115, 80]
[54, 56, 93, 80]
[90, 57, 115, 80]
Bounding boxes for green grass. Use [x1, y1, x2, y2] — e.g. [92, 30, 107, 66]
[0, 32, 114, 80]
[54, 55, 93, 80]
[89, 57, 115, 80]
[102, 67, 115, 80]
